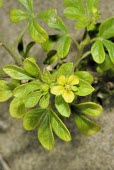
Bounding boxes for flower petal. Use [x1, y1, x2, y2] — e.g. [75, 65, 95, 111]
[57, 75, 66, 85]
[62, 90, 75, 103]
[51, 86, 64, 95]
[68, 75, 79, 85]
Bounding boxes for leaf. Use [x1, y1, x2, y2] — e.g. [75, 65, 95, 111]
[3, 65, 33, 80]
[73, 102, 102, 117]
[86, 0, 98, 13]
[57, 35, 71, 58]
[24, 41, 36, 58]
[13, 81, 41, 98]
[43, 50, 58, 65]
[39, 93, 50, 109]
[29, 19, 48, 44]
[103, 39, 114, 64]
[48, 16, 68, 33]
[51, 110, 71, 141]
[24, 58, 41, 77]
[23, 108, 45, 130]
[42, 35, 61, 52]
[41, 70, 55, 84]
[0, 0, 3, 7]
[91, 40, 105, 64]
[38, 113, 54, 150]
[55, 95, 70, 117]
[64, 7, 85, 20]
[75, 71, 93, 84]
[10, 9, 30, 23]
[64, 0, 85, 9]
[37, 9, 57, 24]
[24, 91, 42, 108]
[75, 79, 94, 96]
[58, 62, 73, 76]
[99, 17, 114, 39]
[0, 80, 13, 102]
[18, 0, 33, 12]
[74, 114, 101, 136]
[10, 97, 26, 118]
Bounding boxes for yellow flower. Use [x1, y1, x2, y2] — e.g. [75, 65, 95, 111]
[51, 75, 79, 103]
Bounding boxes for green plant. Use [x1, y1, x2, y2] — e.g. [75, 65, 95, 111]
[0, 0, 114, 150]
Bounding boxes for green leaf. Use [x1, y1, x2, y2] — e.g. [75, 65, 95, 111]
[99, 17, 114, 39]
[42, 35, 61, 52]
[41, 70, 55, 84]
[75, 71, 93, 84]
[86, 0, 98, 13]
[10, 9, 30, 23]
[24, 58, 41, 77]
[24, 41, 36, 58]
[0, 80, 13, 102]
[29, 19, 48, 44]
[38, 113, 54, 150]
[74, 114, 101, 136]
[0, 0, 3, 7]
[58, 62, 73, 76]
[57, 35, 71, 58]
[64, 7, 85, 20]
[97, 53, 114, 71]
[74, 102, 102, 117]
[39, 93, 50, 109]
[23, 108, 45, 130]
[37, 9, 57, 24]
[10, 98, 26, 118]
[43, 50, 58, 65]
[103, 39, 114, 64]
[48, 16, 68, 33]
[64, 0, 84, 9]
[75, 79, 94, 96]
[51, 110, 71, 141]
[55, 95, 70, 117]
[3, 65, 33, 80]
[91, 40, 105, 64]
[18, 0, 33, 12]
[24, 91, 42, 108]
[13, 81, 41, 98]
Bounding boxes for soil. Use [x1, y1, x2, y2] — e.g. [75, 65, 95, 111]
[0, 1, 114, 170]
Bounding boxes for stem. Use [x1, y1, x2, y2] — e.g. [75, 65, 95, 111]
[0, 40, 22, 65]
[11, 24, 29, 50]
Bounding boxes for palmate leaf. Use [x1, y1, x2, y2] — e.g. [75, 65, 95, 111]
[10, 9, 30, 23]
[55, 95, 70, 117]
[99, 17, 114, 39]
[73, 102, 102, 117]
[74, 114, 101, 136]
[103, 39, 114, 64]
[10, 97, 26, 118]
[29, 20, 48, 44]
[51, 110, 71, 141]
[13, 81, 41, 98]
[3, 65, 33, 80]
[24, 58, 41, 77]
[57, 35, 71, 58]
[91, 40, 105, 64]
[38, 112, 54, 150]
[18, 0, 33, 12]
[58, 62, 73, 76]
[23, 108, 45, 130]
[0, 80, 13, 102]
[75, 79, 94, 96]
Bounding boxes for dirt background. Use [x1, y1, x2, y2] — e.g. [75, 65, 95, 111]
[0, 1, 114, 170]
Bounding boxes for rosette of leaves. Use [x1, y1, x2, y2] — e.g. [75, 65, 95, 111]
[0, 60, 102, 150]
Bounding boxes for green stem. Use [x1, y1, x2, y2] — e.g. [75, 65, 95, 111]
[0, 40, 22, 65]
[11, 24, 29, 50]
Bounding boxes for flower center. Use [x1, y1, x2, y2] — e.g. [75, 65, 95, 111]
[64, 84, 70, 90]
